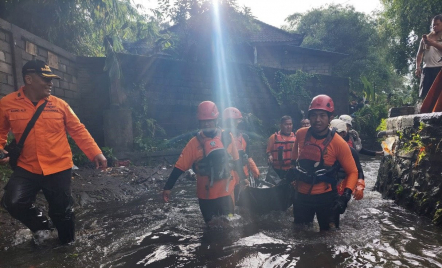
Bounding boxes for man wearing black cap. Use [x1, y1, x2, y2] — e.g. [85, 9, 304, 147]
[0, 59, 107, 244]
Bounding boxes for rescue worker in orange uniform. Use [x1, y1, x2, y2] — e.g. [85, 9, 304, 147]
[222, 107, 260, 198]
[162, 101, 247, 223]
[0, 60, 107, 244]
[330, 119, 365, 228]
[288, 95, 358, 231]
[266, 115, 296, 180]
[300, 119, 311, 128]
[339, 114, 383, 156]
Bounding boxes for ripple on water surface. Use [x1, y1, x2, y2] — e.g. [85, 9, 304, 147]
[2, 158, 442, 267]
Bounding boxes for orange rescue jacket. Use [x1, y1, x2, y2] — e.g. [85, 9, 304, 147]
[0, 87, 102, 175]
[174, 130, 239, 200]
[232, 132, 260, 184]
[266, 131, 295, 170]
[291, 128, 358, 195]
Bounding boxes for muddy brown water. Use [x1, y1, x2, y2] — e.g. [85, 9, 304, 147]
[1, 156, 442, 268]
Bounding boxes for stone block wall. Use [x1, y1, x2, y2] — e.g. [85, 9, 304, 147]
[376, 112, 442, 226]
[117, 54, 283, 137]
[0, 18, 79, 108]
[75, 57, 109, 146]
[0, 28, 15, 96]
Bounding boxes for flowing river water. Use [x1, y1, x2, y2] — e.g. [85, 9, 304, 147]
[1, 156, 442, 267]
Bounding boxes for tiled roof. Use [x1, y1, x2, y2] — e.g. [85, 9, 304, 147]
[248, 20, 303, 45]
[124, 17, 304, 54]
[164, 18, 303, 45]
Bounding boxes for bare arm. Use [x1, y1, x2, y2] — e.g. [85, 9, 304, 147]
[415, 39, 424, 77]
[426, 38, 442, 52]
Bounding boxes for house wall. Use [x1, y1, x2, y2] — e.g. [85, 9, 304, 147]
[76, 55, 349, 144]
[0, 18, 79, 108]
[118, 55, 283, 137]
[256, 46, 333, 75]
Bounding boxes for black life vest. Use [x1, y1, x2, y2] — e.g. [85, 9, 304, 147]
[271, 131, 296, 169]
[293, 129, 339, 188]
[193, 129, 233, 187]
[234, 133, 249, 167]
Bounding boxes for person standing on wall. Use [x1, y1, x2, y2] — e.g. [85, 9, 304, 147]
[0, 59, 107, 244]
[266, 116, 296, 180]
[162, 101, 247, 224]
[288, 95, 358, 231]
[415, 14, 442, 100]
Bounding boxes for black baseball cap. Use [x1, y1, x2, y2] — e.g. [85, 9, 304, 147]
[22, 59, 61, 79]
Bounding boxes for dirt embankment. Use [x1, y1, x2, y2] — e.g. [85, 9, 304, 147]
[0, 164, 181, 247]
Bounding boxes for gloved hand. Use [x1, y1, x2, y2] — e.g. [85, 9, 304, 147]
[353, 179, 365, 200]
[333, 188, 352, 214]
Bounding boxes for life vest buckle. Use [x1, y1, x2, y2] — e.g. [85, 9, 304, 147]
[314, 169, 328, 176]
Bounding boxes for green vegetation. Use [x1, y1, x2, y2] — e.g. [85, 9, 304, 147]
[1, 1, 438, 154]
[352, 104, 388, 140]
[125, 82, 167, 152]
[395, 184, 404, 196]
[0, 134, 17, 182]
[380, 0, 441, 75]
[0, 0, 169, 57]
[433, 209, 442, 225]
[399, 123, 427, 165]
[273, 71, 313, 111]
[376, 119, 387, 132]
[68, 136, 117, 167]
[254, 66, 312, 124]
[158, 0, 257, 60]
[284, 5, 403, 96]
[0, 165, 13, 183]
[283, 4, 410, 137]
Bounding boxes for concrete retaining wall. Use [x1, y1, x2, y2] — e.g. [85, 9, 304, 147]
[376, 112, 442, 226]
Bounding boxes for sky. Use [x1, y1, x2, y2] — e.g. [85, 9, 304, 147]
[133, 0, 383, 28]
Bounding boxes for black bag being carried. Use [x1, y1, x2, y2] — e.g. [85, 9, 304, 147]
[3, 100, 47, 170]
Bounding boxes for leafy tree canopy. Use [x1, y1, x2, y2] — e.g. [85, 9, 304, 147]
[283, 4, 402, 97]
[379, 0, 441, 75]
[157, 0, 257, 60]
[0, 0, 165, 56]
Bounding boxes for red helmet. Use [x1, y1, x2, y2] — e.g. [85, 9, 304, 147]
[308, 94, 334, 113]
[197, 101, 219, 120]
[223, 107, 242, 120]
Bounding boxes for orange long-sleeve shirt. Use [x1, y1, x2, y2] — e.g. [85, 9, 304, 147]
[291, 128, 358, 195]
[175, 131, 239, 200]
[0, 87, 102, 175]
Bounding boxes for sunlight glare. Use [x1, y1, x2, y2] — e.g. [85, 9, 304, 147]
[211, 0, 233, 123]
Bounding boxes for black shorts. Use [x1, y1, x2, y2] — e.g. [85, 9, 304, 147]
[419, 67, 442, 99]
[292, 191, 335, 231]
[198, 195, 234, 223]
